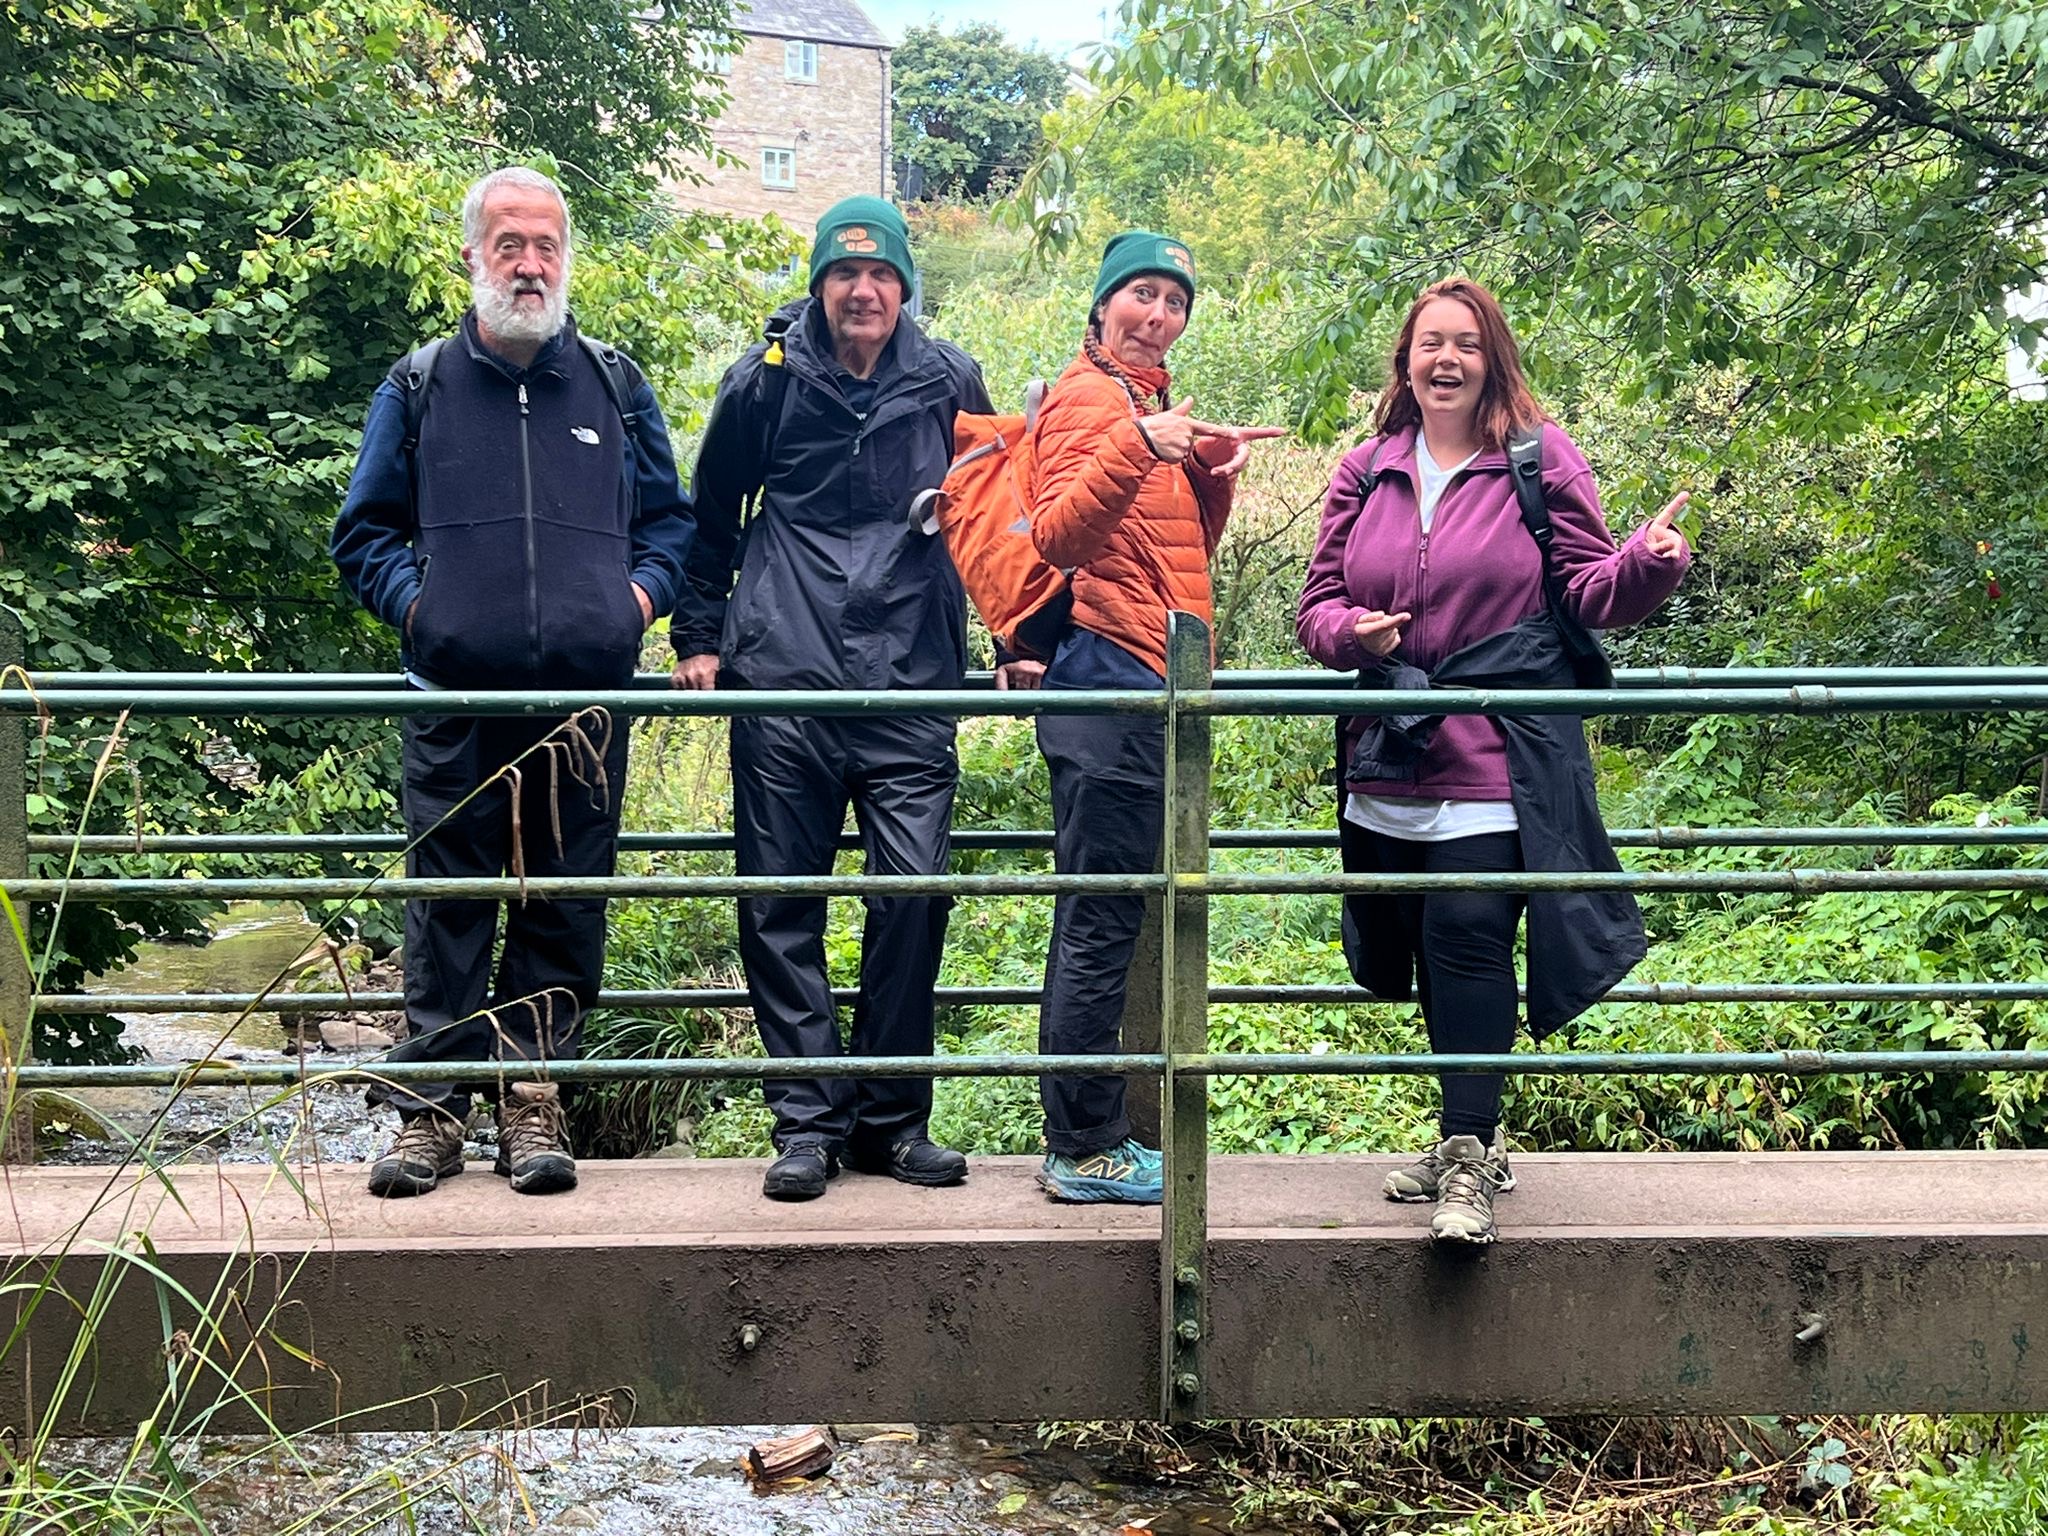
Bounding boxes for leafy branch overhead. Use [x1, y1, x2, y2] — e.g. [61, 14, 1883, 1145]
[1029, 0, 2048, 430]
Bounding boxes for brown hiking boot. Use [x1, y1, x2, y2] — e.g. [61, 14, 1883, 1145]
[494, 1081, 577, 1195]
[367, 1111, 465, 1198]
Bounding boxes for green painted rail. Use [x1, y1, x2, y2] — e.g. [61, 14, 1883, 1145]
[34, 981, 2048, 1014]
[9, 867, 2048, 903]
[7, 616, 2048, 1418]
[12, 1048, 2044, 1091]
[30, 823, 2048, 856]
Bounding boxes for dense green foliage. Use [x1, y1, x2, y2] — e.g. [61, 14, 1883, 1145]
[1029, 0, 2048, 437]
[891, 22, 1066, 200]
[2, 0, 790, 1054]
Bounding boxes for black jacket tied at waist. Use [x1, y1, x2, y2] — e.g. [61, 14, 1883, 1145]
[1338, 616, 1646, 1038]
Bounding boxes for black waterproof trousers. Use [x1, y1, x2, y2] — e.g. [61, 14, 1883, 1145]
[376, 708, 630, 1122]
[1345, 822, 1524, 1140]
[1035, 710, 1166, 1157]
[733, 713, 957, 1156]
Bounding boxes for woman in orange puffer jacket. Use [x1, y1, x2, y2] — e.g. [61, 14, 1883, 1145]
[1027, 231, 1282, 1204]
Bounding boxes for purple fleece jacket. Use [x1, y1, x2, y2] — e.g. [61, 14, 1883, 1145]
[1297, 423, 1690, 800]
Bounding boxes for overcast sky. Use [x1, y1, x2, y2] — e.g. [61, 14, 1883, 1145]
[857, 0, 1114, 58]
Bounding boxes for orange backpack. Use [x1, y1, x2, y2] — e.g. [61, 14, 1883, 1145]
[909, 381, 1073, 660]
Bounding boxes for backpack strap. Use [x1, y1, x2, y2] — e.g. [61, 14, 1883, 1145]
[1506, 426, 1567, 613]
[1507, 424, 1612, 685]
[388, 337, 448, 457]
[1022, 378, 1048, 434]
[741, 312, 795, 532]
[575, 333, 643, 449]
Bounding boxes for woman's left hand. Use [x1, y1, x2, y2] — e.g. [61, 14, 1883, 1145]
[1192, 423, 1287, 480]
[1643, 492, 1691, 559]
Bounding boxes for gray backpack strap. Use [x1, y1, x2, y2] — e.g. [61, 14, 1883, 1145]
[1022, 378, 1048, 433]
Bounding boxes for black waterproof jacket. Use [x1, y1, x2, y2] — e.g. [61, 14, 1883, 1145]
[671, 299, 993, 690]
[1338, 616, 1647, 1038]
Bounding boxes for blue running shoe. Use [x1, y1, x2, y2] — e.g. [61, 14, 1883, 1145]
[1037, 1140, 1164, 1204]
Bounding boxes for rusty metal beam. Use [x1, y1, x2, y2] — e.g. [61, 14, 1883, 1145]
[3, 1154, 2045, 1432]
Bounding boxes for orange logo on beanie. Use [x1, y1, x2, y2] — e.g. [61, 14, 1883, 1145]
[1164, 244, 1193, 274]
[836, 225, 881, 254]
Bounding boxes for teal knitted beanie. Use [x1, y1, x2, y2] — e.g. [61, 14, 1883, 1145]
[1091, 230, 1197, 313]
[809, 196, 916, 294]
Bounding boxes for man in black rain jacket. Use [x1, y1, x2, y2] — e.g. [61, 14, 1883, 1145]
[671, 196, 1021, 1200]
[333, 167, 693, 1200]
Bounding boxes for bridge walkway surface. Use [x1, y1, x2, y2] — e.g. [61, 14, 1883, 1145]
[4, 1151, 2044, 1431]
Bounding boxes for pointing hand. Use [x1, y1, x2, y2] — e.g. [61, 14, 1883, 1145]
[1643, 492, 1691, 560]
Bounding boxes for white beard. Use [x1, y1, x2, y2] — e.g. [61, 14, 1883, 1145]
[470, 264, 568, 346]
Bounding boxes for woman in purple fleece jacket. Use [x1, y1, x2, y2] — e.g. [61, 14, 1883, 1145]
[1297, 277, 1690, 1246]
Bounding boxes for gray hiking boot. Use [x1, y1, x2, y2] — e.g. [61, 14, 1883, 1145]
[494, 1082, 577, 1195]
[367, 1111, 465, 1198]
[1383, 1125, 1513, 1203]
[1429, 1134, 1514, 1246]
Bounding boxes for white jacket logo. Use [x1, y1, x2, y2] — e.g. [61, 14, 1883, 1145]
[571, 426, 600, 445]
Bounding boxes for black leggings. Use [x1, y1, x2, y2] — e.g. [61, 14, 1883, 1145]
[1353, 826, 1524, 1140]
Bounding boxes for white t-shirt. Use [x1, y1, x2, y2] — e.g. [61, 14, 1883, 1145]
[1414, 433, 1477, 533]
[1345, 431, 1517, 842]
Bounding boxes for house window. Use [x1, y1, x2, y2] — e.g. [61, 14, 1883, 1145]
[784, 39, 818, 82]
[761, 147, 796, 189]
[691, 37, 735, 76]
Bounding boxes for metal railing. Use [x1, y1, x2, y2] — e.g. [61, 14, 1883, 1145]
[5, 609, 2048, 1416]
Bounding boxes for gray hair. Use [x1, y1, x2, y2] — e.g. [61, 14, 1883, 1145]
[461, 167, 573, 254]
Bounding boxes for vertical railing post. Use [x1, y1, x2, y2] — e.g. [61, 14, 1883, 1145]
[1160, 611, 1211, 1420]
[0, 606, 32, 1163]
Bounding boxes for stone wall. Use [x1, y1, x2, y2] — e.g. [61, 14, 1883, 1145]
[667, 33, 891, 235]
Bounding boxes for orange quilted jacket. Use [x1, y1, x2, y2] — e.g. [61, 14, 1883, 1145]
[1028, 350, 1232, 677]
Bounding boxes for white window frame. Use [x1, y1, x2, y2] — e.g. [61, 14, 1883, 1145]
[784, 39, 818, 83]
[761, 146, 796, 190]
[691, 38, 734, 76]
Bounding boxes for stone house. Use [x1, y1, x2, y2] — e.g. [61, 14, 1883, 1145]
[670, 0, 893, 235]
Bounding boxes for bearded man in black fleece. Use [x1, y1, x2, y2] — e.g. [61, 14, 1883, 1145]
[332, 166, 693, 1200]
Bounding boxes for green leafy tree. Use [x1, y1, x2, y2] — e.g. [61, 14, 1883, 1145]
[893, 22, 1066, 200]
[1, 0, 790, 1056]
[1044, 84, 1357, 288]
[437, 0, 739, 217]
[1034, 0, 2048, 432]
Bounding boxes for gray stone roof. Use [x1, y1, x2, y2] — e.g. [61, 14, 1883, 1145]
[735, 0, 890, 49]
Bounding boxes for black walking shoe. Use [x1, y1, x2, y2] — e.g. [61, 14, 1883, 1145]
[762, 1143, 839, 1201]
[367, 1111, 465, 1198]
[845, 1136, 967, 1187]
